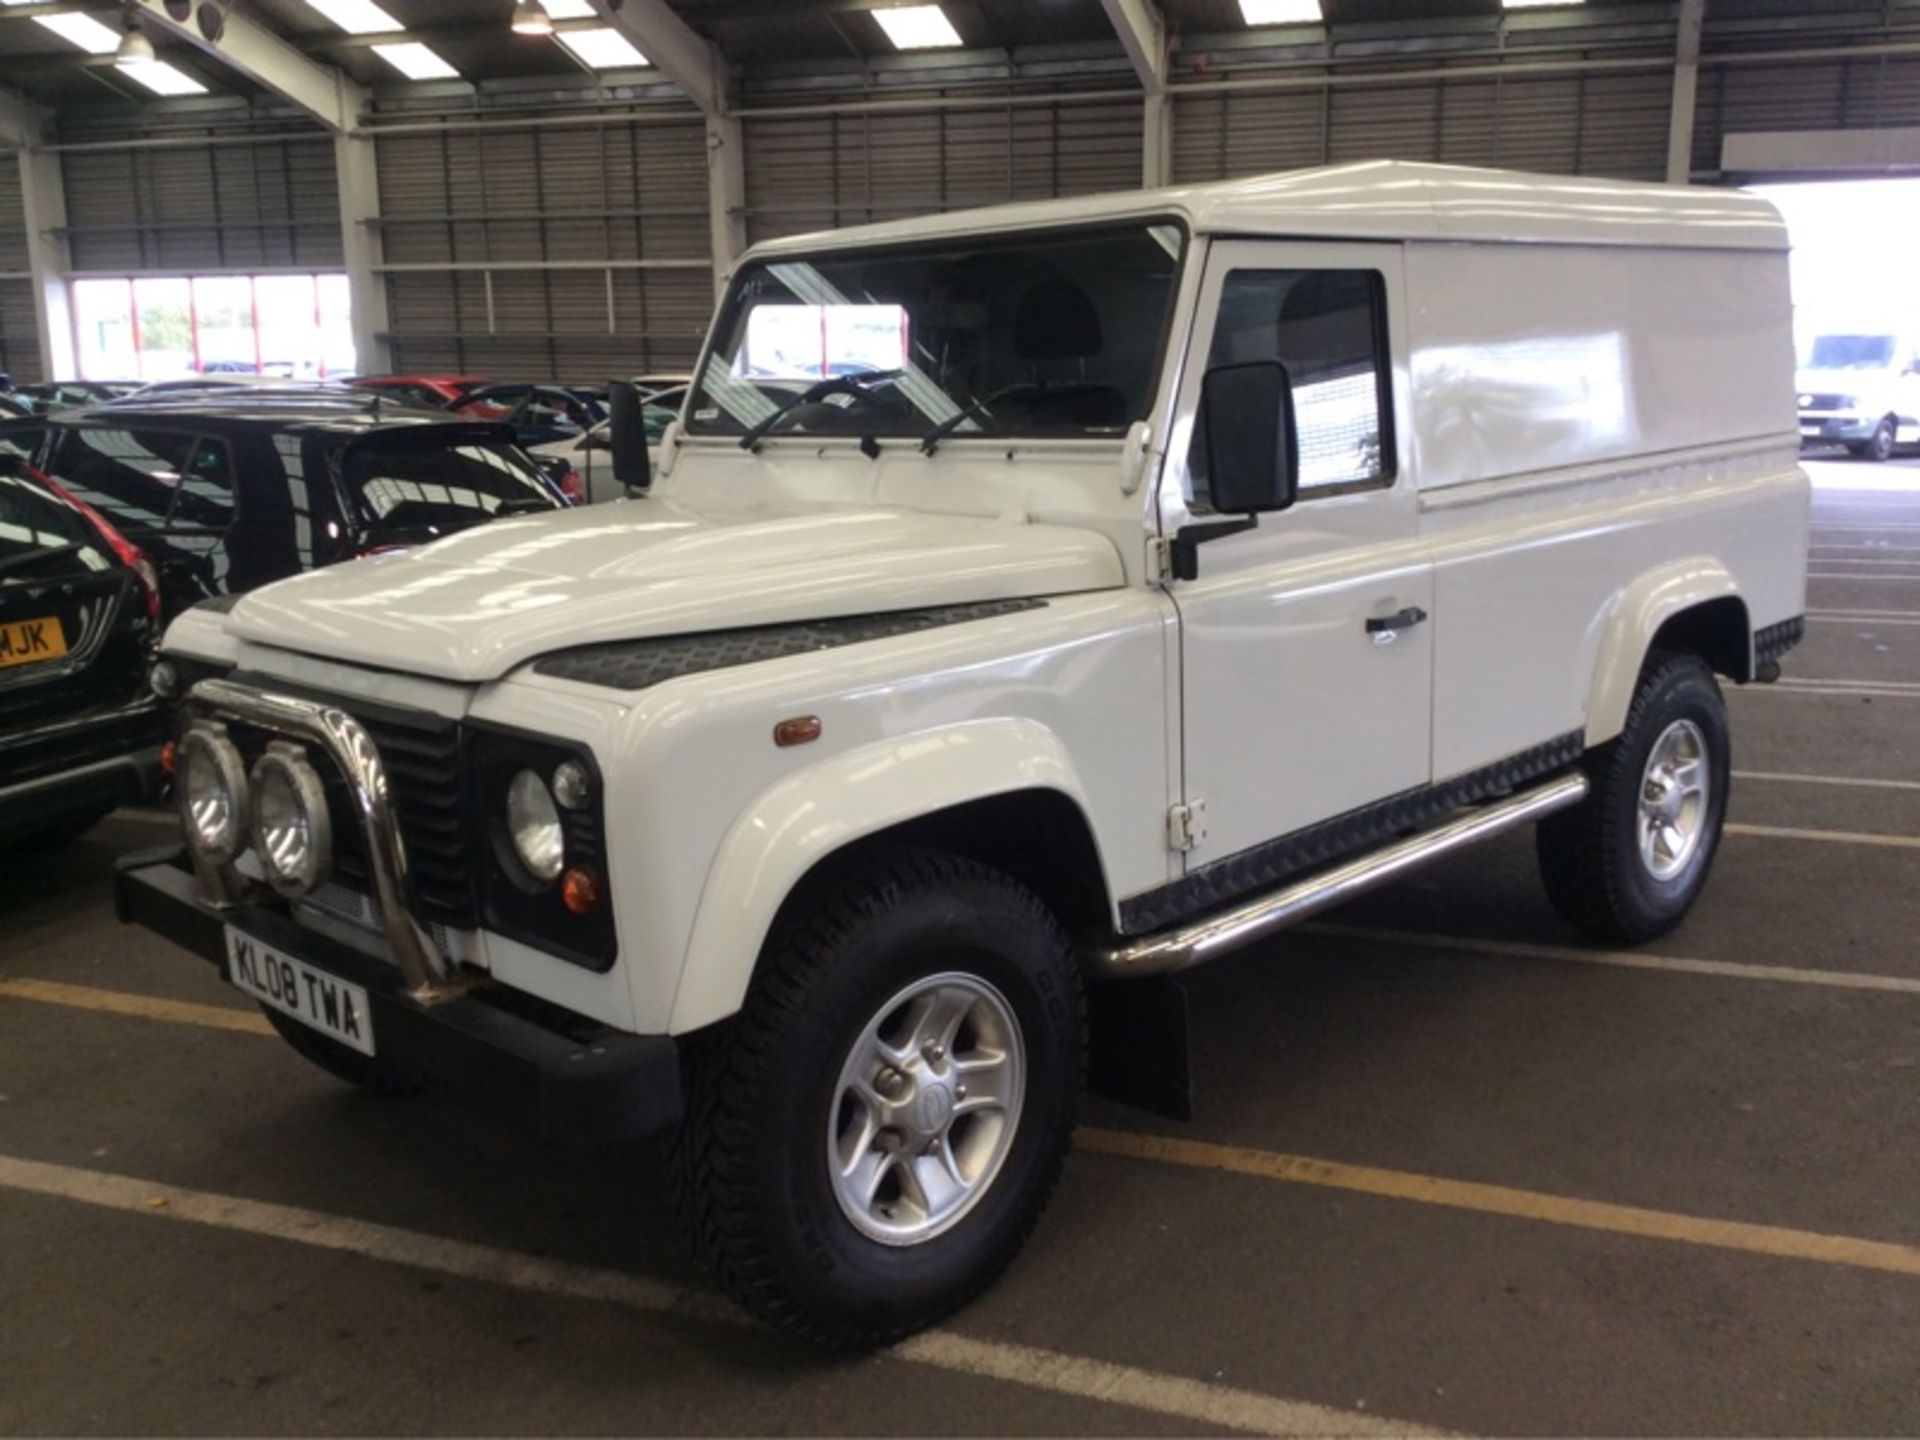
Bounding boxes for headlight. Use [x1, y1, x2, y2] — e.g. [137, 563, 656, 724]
[177, 726, 249, 862]
[148, 658, 180, 700]
[249, 744, 332, 899]
[506, 768, 565, 883]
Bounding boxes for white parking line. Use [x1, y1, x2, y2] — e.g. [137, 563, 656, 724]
[1808, 614, 1920, 626]
[1808, 572, 1920, 580]
[1733, 682, 1920, 699]
[1734, 770, 1920, 792]
[1301, 923, 1920, 995]
[0, 1153, 1436, 1439]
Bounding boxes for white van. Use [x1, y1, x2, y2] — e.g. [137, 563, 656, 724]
[1797, 330, 1920, 460]
[127, 160, 1809, 1346]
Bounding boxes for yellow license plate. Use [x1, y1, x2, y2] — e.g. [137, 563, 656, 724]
[0, 616, 68, 669]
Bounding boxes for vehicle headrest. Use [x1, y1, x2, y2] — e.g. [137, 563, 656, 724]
[1015, 278, 1104, 362]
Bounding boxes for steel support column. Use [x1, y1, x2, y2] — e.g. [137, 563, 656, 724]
[336, 136, 389, 374]
[1667, 0, 1706, 184]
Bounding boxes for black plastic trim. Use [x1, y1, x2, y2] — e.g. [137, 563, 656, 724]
[114, 853, 680, 1145]
[1119, 729, 1587, 935]
[1754, 615, 1805, 666]
[531, 599, 1047, 693]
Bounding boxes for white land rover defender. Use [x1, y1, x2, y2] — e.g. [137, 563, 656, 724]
[122, 160, 1810, 1347]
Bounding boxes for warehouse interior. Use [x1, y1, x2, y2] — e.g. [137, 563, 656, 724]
[4, 2, 1920, 1435]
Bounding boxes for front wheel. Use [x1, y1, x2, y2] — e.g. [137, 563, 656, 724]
[672, 849, 1084, 1349]
[1537, 651, 1730, 943]
[1848, 416, 1898, 462]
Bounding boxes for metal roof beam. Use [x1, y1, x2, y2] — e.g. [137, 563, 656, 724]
[127, 0, 365, 132]
[587, 0, 726, 115]
[1100, 0, 1167, 91]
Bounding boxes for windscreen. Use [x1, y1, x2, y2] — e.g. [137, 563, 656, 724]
[1808, 334, 1897, 369]
[689, 222, 1185, 443]
[338, 433, 560, 542]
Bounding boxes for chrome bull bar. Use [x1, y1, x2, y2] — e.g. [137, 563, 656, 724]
[179, 677, 460, 1001]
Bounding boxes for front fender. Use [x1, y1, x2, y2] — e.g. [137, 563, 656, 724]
[1586, 558, 1742, 745]
[667, 718, 1103, 1034]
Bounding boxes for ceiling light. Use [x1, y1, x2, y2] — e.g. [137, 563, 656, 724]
[115, 22, 156, 65]
[118, 60, 208, 95]
[511, 2, 553, 34]
[873, 4, 962, 49]
[1237, 0, 1321, 22]
[301, 0, 401, 34]
[1502, 0, 1587, 6]
[554, 26, 646, 68]
[540, 0, 596, 15]
[32, 12, 124, 54]
[371, 41, 460, 79]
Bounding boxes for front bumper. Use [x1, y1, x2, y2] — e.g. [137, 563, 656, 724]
[1799, 413, 1877, 443]
[114, 851, 682, 1145]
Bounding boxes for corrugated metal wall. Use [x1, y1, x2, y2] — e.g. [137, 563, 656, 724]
[373, 117, 713, 379]
[742, 91, 1144, 245]
[59, 136, 341, 272]
[1172, 68, 1674, 185]
[1692, 54, 1920, 173]
[0, 160, 42, 385]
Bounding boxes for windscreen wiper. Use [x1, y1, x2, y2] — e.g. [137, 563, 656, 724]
[737, 370, 904, 452]
[917, 384, 1044, 454]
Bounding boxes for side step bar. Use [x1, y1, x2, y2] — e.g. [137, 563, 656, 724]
[1090, 771, 1590, 978]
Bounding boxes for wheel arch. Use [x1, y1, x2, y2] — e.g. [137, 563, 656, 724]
[1587, 562, 1750, 746]
[667, 719, 1116, 1035]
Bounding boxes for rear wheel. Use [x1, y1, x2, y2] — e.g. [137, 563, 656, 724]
[261, 1007, 418, 1095]
[672, 848, 1084, 1349]
[1537, 651, 1730, 943]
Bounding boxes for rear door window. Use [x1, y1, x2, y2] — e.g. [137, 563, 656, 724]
[44, 427, 196, 535]
[338, 433, 560, 544]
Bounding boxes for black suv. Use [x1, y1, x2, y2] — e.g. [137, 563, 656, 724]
[5, 397, 568, 621]
[0, 457, 166, 844]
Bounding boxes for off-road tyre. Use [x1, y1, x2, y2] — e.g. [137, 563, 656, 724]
[261, 1006, 420, 1095]
[1537, 650, 1730, 943]
[670, 848, 1084, 1350]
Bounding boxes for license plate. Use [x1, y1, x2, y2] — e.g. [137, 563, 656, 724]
[0, 616, 67, 670]
[225, 928, 375, 1057]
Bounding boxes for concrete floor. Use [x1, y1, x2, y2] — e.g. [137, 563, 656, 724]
[3, 454, 1918, 1435]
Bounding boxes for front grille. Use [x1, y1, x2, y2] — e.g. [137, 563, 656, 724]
[1800, 393, 1848, 412]
[329, 707, 477, 928]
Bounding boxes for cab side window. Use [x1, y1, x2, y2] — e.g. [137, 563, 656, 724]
[1188, 269, 1392, 508]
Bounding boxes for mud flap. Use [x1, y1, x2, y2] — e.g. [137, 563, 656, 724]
[1086, 974, 1192, 1122]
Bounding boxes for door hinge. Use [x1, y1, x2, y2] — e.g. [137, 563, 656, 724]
[1146, 536, 1174, 584]
[1168, 799, 1207, 853]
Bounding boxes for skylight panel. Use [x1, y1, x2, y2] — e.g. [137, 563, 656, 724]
[302, 0, 403, 33]
[1237, 0, 1321, 23]
[872, 5, 962, 50]
[118, 61, 209, 96]
[554, 26, 647, 69]
[1502, 0, 1587, 7]
[372, 41, 460, 80]
[33, 12, 123, 54]
[541, 0, 597, 16]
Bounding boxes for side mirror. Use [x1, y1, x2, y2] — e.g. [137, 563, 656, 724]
[1200, 360, 1298, 515]
[607, 379, 652, 496]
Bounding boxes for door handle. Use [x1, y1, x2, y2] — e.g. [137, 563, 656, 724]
[1365, 606, 1428, 637]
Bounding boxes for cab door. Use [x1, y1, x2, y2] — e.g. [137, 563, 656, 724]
[1163, 239, 1432, 870]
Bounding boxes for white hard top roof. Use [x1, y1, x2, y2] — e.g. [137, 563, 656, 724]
[747, 159, 1788, 259]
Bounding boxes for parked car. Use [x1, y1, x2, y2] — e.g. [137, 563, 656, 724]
[11, 381, 142, 413]
[120, 161, 1808, 1348]
[350, 374, 490, 409]
[30, 397, 567, 620]
[631, 373, 693, 400]
[1796, 331, 1920, 460]
[0, 454, 166, 845]
[529, 387, 682, 503]
[448, 383, 608, 447]
[0, 394, 28, 421]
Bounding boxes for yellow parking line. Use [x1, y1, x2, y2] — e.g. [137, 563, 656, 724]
[1726, 822, 1920, 850]
[12, 976, 1920, 1293]
[1301, 920, 1920, 993]
[0, 978, 271, 1035]
[1078, 1130, 1920, 1279]
[1733, 770, 1920, 792]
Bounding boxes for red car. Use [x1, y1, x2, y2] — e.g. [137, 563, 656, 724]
[349, 374, 489, 409]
